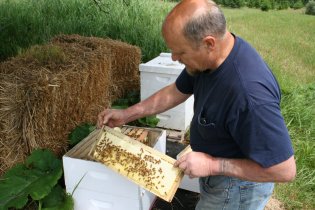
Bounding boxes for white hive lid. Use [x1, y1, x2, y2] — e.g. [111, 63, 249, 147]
[139, 53, 185, 75]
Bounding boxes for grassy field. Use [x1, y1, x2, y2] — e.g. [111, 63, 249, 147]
[224, 8, 315, 86]
[0, 1, 314, 209]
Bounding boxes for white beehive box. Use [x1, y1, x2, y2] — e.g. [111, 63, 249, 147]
[63, 126, 166, 210]
[179, 175, 200, 193]
[139, 53, 194, 131]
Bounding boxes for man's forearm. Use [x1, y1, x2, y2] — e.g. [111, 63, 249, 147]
[123, 83, 190, 124]
[215, 156, 296, 182]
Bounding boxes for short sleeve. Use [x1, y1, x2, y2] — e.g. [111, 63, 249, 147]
[228, 103, 294, 168]
[175, 68, 194, 94]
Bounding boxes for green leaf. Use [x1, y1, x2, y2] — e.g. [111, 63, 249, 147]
[43, 194, 73, 210]
[137, 116, 159, 127]
[68, 123, 96, 146]
[112, 98, 129, 106]
[0, 149, 63, 210]
[41, 185, 74, 210]
[111, 105, 129, 109]
[41, 185, 64, 208]
[111, 90, 140, 108]
[126, 90, 140, 105]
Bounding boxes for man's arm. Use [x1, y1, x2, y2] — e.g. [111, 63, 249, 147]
[123, 83, 190, 123]
[216, 155, 296, 182]
[175, 152, 296, 182]
[97, 83, 191, 128]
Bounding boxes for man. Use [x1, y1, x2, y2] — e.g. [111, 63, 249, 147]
[97, 0, 296, 209]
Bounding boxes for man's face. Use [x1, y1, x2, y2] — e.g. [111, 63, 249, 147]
[163, 31, 211, 76]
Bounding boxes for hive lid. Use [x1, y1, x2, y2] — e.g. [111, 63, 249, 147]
[89, 126, 184, 202]
[139, 53, 185, 75]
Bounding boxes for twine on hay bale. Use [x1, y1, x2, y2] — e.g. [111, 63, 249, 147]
[0, 34, 141, 174]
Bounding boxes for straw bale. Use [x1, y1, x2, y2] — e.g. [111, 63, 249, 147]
[0, 39, 111, 174]
[52, 34, 141, 97]
[0, 34, 141, 175]
[100, 38, 141, 91]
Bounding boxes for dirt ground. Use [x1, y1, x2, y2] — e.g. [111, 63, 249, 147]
[265, 197, 286, 210]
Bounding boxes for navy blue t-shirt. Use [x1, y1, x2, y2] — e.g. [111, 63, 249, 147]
[175, 35, 294, 168]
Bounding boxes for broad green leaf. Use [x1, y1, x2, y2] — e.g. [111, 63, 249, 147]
[138, 116, 160, 127]
[0, 165, 30, 210]
[68, 123, 96, 146]
[26, 148, 61, 171]
[0, 149, 62, 210]
[42, 194, 73, 210]
[41, 185, 74, 210]
[145, 116, 160, 127]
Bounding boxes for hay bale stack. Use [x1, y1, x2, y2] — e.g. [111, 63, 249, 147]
[0, 35, 141, 174]
[52, 34, 141, 97]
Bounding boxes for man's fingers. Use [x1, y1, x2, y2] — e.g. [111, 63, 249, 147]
[174, 154, 196, 177]
[102, 114, 110, 126]
[97, 109, 111, 128]
[174, 160, 180, 167]
[97, 110, 106, 128]
[175, 157, 190, 174]
[174, 154, 187, 167]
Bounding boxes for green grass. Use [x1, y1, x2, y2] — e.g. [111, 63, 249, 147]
[0, 1, 314, 209]
[224, 8, 315, 86]
[275, 84, 315, 210]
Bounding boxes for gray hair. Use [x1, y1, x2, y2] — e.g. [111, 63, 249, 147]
[183, 1, 226, 46]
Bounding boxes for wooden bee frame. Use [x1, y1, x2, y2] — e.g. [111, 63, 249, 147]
[89, 126, 184, 202]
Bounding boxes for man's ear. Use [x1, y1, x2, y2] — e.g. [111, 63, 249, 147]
[203, 36, 216, 51]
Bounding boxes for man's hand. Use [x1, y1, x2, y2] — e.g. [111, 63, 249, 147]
[174, 152, 220, 178]
[97, 108, 126, 128]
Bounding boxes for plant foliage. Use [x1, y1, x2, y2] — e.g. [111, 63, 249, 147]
[292, 0, 304, 9]
[0, 0, 171, 62]
[224, 0, 245, 8]
[261, 0, 272, 11]
[111, 90, 140, 109]
[0, 149, 68, 210]
[41, 185, 74, 210]
[306, 1, 315, 15]
[137, 116, 160, 128]
[68, 123, 96, 147]
[111, 90, 159, 127]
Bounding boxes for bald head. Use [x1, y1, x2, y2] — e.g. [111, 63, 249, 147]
[162, 0, 226, 47]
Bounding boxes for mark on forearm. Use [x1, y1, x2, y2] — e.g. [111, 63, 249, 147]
[219, 158, 227, 175]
